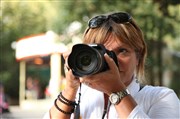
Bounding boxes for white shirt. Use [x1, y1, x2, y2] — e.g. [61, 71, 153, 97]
[43, 79, 180, 119]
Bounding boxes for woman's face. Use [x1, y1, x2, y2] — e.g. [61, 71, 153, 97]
[104, 35, 138, 85]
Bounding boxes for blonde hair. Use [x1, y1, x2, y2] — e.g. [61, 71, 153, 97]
[82, 14, 147, 81]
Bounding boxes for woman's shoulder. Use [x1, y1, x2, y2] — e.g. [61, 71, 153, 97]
[135, 85, 179, 110]
[143, 85, 175, 95]
[139, 85, 178, 102]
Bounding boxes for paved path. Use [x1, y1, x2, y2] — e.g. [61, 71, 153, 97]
[1, 106, 47, 119]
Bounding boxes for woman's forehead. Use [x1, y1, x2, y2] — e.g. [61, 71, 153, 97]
[104, 34, 129, 48]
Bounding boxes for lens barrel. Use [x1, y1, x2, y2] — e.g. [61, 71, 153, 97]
[68, 44, 117, 77]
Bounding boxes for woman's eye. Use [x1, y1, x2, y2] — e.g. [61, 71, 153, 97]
[119, 48, 128, 54]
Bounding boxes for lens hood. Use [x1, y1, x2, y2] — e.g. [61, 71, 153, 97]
[68, 44, 117, 77]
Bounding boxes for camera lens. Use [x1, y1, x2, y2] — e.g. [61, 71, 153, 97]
[75, 50, 98, 73]
[80, 55, 91, 66]
[68, 44, 117, 77]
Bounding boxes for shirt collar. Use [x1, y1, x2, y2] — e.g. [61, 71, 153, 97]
[127, 77, 140, 97]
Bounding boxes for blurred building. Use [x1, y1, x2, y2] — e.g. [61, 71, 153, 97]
[15, 31, 67, 109]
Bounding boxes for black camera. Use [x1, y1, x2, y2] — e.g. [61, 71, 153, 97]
[68, 44, 118, 77]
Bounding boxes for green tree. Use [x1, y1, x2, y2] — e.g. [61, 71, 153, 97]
[54, 0, 180, 86]
[0, 1, 54, 100]
[51, 0, 180, 96]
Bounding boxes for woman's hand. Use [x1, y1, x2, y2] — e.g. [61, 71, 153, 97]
[62, 51, 80, 98]
[80, 53, 126, 95]
[50, 51, 81, 119]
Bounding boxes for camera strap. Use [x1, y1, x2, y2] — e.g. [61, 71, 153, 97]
[139, 84, 145, 91]
[74, 83, 82, 119]
[102, 93, 111, 119]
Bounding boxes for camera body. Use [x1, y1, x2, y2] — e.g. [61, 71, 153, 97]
[68, 44, 118, 77]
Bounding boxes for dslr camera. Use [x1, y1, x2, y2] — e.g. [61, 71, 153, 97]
[68, 44, 118, 77]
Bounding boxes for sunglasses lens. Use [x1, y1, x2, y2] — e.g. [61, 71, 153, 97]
[88, 16, 107, 28]
[88, 12, 131, 28]
[111, 12, 131, 23]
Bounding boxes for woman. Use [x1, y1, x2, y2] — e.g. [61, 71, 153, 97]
[44, 12, 180, 119]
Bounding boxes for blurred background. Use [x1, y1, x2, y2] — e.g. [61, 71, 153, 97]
[0, 0, 180, 118]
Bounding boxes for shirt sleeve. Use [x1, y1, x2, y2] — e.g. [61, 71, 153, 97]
[128, 105, 150, 119]
[147, 89, 180, 118]
[128, 88, 180, 119]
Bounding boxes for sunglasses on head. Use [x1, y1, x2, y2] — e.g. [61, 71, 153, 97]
[88, 12, 132, 29]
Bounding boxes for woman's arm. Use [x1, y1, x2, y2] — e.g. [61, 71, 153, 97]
[49, 51, 81, 119]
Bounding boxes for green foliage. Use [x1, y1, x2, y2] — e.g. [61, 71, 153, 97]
[1, 1, 51, 99]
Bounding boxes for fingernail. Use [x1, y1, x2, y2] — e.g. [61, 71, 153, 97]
[104, 53, 108, 56]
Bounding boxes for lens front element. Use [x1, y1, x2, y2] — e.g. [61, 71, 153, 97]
[81, 55, 91, 66]
[75, 49, 99, 75]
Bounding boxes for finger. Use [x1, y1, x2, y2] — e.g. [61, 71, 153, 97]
[81, 78, 93, 87]
[67, 70, 79, 80]
[79, 77, 92, 84]
[64, 65, 70, 74]
[63, 51, 72, 70]
[62, 50, 71, 59]
[104, 53, 119, 71]
[63, 50, 72, 63]
[84, 82, 92, 87]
